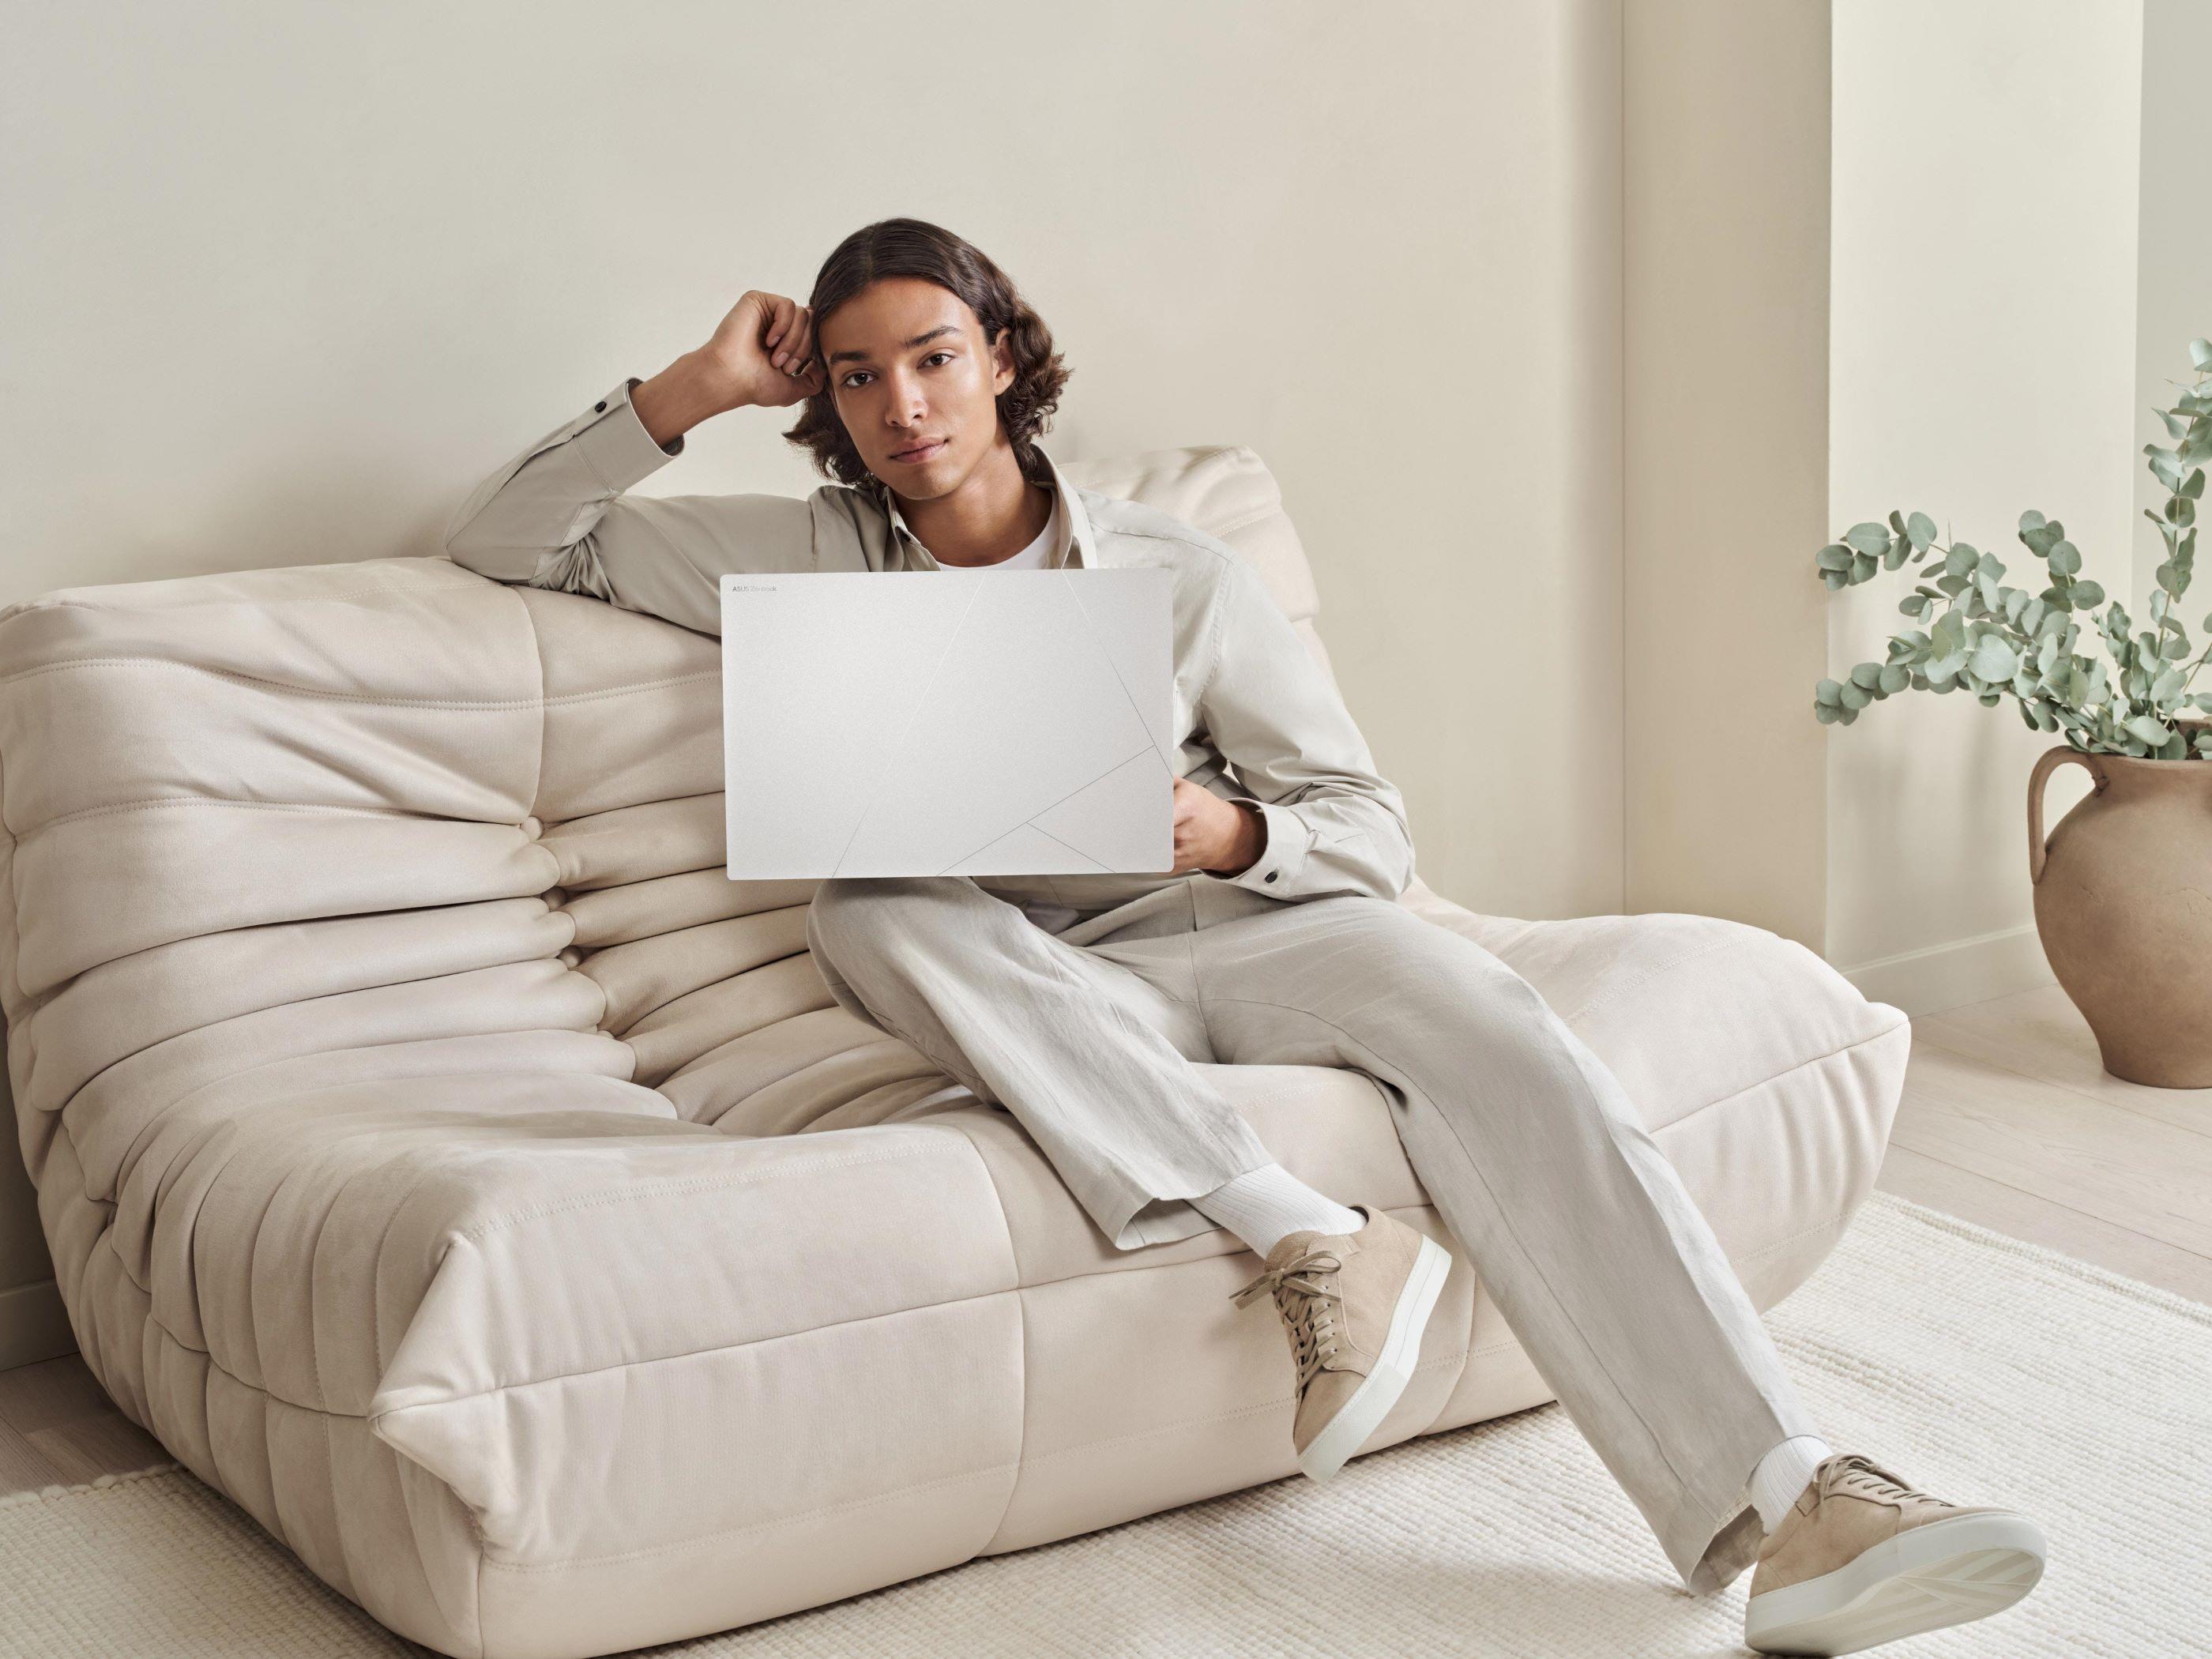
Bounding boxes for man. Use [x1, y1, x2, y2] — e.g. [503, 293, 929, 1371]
[443, 216, 2046, 1655]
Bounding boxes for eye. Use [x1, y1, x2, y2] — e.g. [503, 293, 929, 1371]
[840, 370, 871, 389]
[924, 351, 953, 367]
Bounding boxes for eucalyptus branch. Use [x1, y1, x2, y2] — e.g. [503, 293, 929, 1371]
[1812, 335, 2212, 760]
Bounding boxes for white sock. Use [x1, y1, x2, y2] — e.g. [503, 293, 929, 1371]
[1191, 1163, 1366, 1257]
[1750, 1435, 1834, 1532]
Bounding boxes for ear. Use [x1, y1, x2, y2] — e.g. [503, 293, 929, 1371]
[990, 325, 1014, 395]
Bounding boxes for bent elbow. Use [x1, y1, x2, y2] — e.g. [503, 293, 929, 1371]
[442, 509, 558, 588]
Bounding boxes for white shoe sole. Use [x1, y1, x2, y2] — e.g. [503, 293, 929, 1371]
[1294, 1231, 1451, 1483]
[1744, 1510, 2047, 1656]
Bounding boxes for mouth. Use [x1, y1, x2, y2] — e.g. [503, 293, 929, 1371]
[887, 438, 947, 464]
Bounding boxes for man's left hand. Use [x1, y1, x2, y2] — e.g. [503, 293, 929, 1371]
[1171, 777, 1266, 876]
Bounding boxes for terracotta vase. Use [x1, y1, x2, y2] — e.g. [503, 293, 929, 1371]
[2027, 717, 2212, 1087]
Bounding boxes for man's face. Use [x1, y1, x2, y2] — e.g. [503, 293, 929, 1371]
[818, 276, 1012, 497]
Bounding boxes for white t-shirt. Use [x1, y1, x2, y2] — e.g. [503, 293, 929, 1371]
[920, 492, 1059, 570]
[991, 499, 1058, 569]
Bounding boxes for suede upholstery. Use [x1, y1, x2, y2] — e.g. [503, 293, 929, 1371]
[0, 444, 1910, 1658]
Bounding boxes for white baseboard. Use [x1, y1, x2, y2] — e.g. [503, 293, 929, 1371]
[0, 1277, 76, 1372]
[1838, 923, 2056, 1018]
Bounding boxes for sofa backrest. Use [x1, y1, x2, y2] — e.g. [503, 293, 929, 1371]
[1054, 444, 1338, 688]
[0, 445, 1337, 1199]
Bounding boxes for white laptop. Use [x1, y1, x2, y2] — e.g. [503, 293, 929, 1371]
[720, 568, 1177, 879]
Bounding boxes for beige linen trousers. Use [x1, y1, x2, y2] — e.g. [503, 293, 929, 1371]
[443, 381, 1822, 1596]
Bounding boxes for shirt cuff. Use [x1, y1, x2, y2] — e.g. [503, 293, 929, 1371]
[1216, 797, 1309, 893]
[568, 376, 685, 495]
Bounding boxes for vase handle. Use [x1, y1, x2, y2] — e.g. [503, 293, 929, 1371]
[2028, 746, 2106, 886]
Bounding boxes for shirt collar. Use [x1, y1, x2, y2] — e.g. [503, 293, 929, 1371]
[876, 441, 1096, 571]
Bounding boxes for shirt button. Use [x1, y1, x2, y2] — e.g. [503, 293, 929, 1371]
[594, 401, 607, 412]
[1264, 871, 1278, 882]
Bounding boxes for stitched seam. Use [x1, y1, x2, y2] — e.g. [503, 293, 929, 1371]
[23, 796, 521, 837]
[1184, 885, 1213, 1055]
[456, 1143, 946, 1240]
[1205, 502, 1288, 541]
[370, 1162, 451, 1380]
[0, 575, 482, 626]
[0, 654, 718, 707]
[1190, 546, 1239, 710]
[1652, 1026, 1909, 1138]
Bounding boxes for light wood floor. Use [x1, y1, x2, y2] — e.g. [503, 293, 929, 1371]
[3, 982, 2206, 1501]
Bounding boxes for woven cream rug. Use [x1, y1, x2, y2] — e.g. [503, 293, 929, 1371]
[2, 1193, 2204, 1657]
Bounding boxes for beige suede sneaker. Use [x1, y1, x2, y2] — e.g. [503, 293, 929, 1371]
[1229, 1205, 1453, 1482]
[1743, 1452, 2046, 1655]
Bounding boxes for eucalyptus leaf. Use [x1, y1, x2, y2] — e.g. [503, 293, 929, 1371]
[1813, 336, 2212, 759]
[1968, 636, 2018, 682]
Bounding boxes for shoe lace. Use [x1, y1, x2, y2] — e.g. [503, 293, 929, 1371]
[1230, 1246, 1345, 1392]
[1819, 1452, 1934, 1508]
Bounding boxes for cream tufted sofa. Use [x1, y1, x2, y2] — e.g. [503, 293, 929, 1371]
[0, 445, 1910, 1658]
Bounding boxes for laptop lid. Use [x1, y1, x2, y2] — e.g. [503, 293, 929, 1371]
[720, 568, 1176, 879]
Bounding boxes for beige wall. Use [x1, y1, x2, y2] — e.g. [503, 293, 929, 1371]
[0, 4, 1631, 1356]
[1623, 2, 1832, 947]
[1826, 0, 2146, 1011]
[2137, 0, 2212, 622]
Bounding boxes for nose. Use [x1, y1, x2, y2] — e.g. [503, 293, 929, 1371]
[878, 368, 927, 429]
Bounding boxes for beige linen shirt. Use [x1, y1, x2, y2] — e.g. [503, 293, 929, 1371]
[441, 377, 1414, 916]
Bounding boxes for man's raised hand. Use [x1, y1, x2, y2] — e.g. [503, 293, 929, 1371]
[631, 291, 826, 448]
[702, 290, 824, 410]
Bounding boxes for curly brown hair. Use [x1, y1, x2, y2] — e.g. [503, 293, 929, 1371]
[783, 218, 1071, 493]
